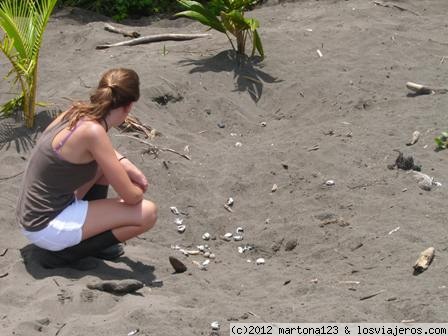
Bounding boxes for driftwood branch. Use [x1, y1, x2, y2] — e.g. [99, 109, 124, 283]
[104, 23, 140, 38]
[116, 134, 191, 161]
[96, 33, 210, 49]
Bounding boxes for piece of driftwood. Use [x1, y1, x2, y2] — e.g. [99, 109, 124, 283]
[413, 247, 435, 275]
[96, 33, 210, 49]
[373, 1, 420, 16]
[104, 23, 140, 38]
[87, 279, 144, 294]
[406, 82, 448, 95]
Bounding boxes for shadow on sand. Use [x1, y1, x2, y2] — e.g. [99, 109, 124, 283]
[19, 244, 158, 287]
[179, 50, 281, 102]
[0, 110, 59, 154]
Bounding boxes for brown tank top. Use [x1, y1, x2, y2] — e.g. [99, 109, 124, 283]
[16, 118, 97, 231]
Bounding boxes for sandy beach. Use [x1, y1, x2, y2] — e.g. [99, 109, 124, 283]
[1, 0, 448, 335]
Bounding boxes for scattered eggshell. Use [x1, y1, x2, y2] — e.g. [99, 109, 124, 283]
[325, 180, 335, 186]
[192, 260, 208, 270]
[236, 227, 244, 234]
[211, 321, 220, 330]
[233, 235, 244, 241]
[177, 225, 186, 233]
[271, 184, 278, 192]
[260, 121, 267, 127]
[170, 206, 180, 215]
[174, 217, 183, 225]
[238, 247, 244, 253]
[224, 232, 233, 239]
[226, 197, 234, 206]
[128, 329, 139, 336]
[202, 232, 211, 241]
[197, 245, 205, 252]
[235, 142, 243, 147]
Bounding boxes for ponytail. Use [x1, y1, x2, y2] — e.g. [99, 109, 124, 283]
[64, 68, 140, 129]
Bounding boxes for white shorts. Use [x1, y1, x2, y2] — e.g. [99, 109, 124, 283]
[22, 199, 88, 251]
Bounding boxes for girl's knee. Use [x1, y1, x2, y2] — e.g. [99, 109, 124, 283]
[141, 200, 157, 230]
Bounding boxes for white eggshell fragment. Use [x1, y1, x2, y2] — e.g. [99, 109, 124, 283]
[256, 258, 265, 265]
[170, 206, 180, 215]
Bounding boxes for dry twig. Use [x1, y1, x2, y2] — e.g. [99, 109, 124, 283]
[0, 171, 23, 181]
[360, 289, 385, 301]
[118, 114, 159, 139]
[116, 134, 191, 161]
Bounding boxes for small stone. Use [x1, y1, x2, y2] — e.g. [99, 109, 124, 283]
[217, 122, 225, 128]
[260, 121, 267, 127]
[284, 238, 298, 251]
[202, 232, 211, 240]
[235, 142, 243, 147]
[169, 256, 187, 273]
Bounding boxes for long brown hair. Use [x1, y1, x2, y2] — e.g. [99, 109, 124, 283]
[64, 68, 140, 129]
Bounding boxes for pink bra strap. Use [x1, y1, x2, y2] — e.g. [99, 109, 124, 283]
[54, 120, 83, 153]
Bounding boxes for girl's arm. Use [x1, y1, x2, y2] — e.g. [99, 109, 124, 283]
[87, 124, 143, 205]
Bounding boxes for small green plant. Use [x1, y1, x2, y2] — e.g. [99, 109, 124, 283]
[435, 132, 448, 150]
[0, 0, 58, 128]
[176, 0, 264, 59]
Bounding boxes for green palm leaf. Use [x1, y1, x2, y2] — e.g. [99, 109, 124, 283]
[252, 29, 264, 58]
[0, 0, 58, 127]
[176, 1, 225, 33]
